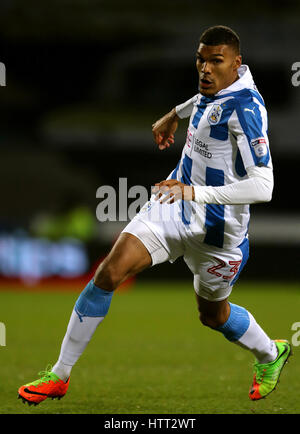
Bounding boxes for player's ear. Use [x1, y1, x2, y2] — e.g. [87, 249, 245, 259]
[234, 55, 242, 70]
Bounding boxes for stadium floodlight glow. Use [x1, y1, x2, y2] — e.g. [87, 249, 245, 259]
[0, 233, 88, 283]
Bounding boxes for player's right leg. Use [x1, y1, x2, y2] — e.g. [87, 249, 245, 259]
[18, 230, 154, 405]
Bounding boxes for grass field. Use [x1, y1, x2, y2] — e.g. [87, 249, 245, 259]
[0, 280, 299, 414]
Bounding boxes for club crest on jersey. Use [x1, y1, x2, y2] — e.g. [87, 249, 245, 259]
[207, 104, 223, 125]
[250, 137, 267, 157]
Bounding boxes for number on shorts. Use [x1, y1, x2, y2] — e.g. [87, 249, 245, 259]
[207, 257, 242, 280]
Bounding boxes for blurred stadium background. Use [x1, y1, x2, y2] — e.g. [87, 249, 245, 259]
[0, 0, 299, 288]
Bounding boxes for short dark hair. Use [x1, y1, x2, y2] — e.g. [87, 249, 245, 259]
[199, 25, 240, 54]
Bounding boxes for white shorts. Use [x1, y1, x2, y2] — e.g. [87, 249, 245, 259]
[122, 214, 249, 302]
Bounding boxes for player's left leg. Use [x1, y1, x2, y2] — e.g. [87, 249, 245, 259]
[196, 294, 291, 400]
[196, 294, 279, 365]
[185, 238, 291, 400]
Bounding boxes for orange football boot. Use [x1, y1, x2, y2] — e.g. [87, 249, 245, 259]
[18, 366, 70, 406]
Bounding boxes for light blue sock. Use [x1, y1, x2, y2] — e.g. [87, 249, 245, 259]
[216, 302, 250, 341]
[52, 280, 114, 380]
[216, 302, 277, 363]
[75, 279, 114, 322]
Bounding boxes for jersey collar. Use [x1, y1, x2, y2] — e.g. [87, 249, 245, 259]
[215, 65, 255, 96]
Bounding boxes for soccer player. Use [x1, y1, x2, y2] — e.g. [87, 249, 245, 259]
[18, 25, 291, 406]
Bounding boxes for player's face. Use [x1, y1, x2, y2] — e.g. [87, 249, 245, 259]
[196, 43, 242, 96]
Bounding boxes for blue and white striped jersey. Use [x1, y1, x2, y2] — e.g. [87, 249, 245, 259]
[169, 65, 272, 249]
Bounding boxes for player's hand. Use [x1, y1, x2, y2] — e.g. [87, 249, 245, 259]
[152, 108, 179, 150]
[153, 180, 195, 204]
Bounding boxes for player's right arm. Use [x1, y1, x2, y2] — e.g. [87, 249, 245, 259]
[152, 94, 198, 150]
[152, 108, 179, 150]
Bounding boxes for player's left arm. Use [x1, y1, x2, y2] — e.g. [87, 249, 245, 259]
[153, 166, 273, 205]
[192, 165, 273, 205]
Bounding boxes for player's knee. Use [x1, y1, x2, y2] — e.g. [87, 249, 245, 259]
[94, 261, 123, 292]
[199, 311, 215, 328]
[199, 311, 225, 329]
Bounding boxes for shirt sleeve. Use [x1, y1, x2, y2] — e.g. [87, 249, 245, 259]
[193, 165, 273, 205]
[228, 91, 272, 170]
[175, 94, 198, 119]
